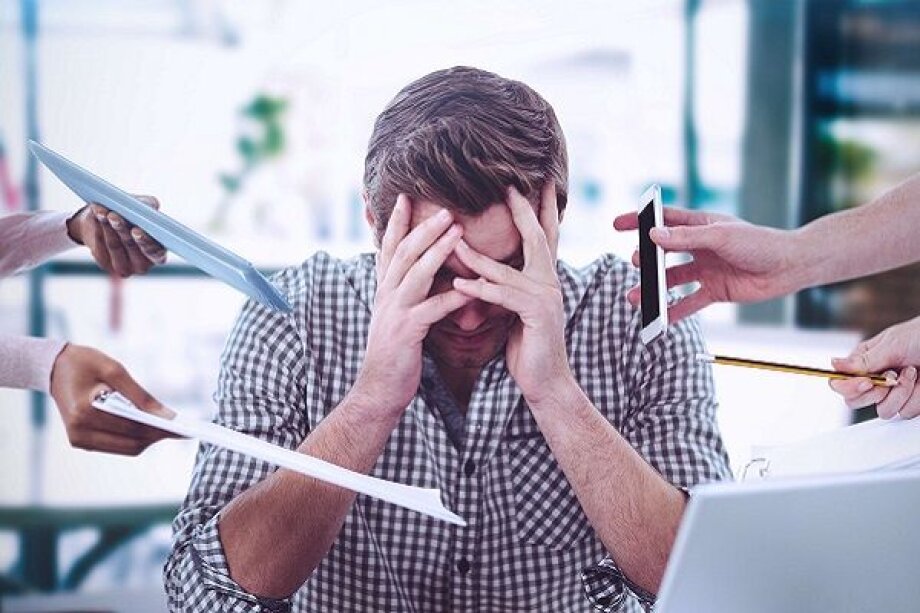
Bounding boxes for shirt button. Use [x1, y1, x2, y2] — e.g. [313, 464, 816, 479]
[456, 559, 472, 574]
[464, 459, 476, 477]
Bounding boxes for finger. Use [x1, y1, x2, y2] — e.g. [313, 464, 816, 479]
[131, 227, 167, 264]
[665, 261, 703, 289]
[101, 365, 179, 438]
[876, 367, 917, 419]
[538, 181, 560, 260]
[898, 380, 920, 419]
[107, 212, 153, 274]
[506, 186, 553, 275]
[413, 289, 474, 325]
[84, 214, 114, 272]
[828, 377, 889, 409]
[453, 239, 530, 292]
[133, 194, 161, 211]
[452, 276, 528, 313]
[666, 290, 712, 323]
[626, 285, 640, 307]
[398, 223, 464, 303]
[614, 207, 718, 232]
[382, 206, 454, 293]
[648, 224, 723, 253]
[98, 216, 132, 277]
[378, 194, 411, 280]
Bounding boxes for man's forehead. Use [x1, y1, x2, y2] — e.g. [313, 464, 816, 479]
[409, 198, 532, 262]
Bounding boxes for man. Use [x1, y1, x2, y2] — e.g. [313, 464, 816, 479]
[166, 66, 730, 612]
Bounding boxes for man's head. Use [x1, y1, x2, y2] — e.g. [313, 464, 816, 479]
[364, 66, 568, 369]
[363, 66, 568, 243]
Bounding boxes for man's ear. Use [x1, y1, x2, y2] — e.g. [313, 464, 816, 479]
[363, 191, 380, 247]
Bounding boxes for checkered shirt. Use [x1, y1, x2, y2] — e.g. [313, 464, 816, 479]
[164, 251, 731, 612]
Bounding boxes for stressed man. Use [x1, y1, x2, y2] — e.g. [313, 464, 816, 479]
[165, 66, 730, 612]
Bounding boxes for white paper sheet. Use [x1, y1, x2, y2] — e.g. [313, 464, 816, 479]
[93, 392, 465, 525]
[746, 416, 920, 480]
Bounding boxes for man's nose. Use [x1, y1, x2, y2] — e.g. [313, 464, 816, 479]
[450, 300, 489, 332]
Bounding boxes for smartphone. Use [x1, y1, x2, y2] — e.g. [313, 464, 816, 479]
[638, 184, 668, 344]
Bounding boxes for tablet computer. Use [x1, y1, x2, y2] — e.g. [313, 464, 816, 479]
[30, 140, 291, 312]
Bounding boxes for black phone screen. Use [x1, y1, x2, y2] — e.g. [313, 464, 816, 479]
[639, 201, 659, 328]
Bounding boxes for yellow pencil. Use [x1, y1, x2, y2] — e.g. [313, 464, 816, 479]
[696, 353, 897, 387]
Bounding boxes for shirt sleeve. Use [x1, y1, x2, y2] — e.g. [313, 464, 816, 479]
[164, 268, 311, 612]
[0, 210, 78, 277]
[0, 334, 67, 392]
[581, 304, 732, 611]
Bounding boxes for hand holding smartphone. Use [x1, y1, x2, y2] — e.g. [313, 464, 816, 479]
[638, 184, 668, 344]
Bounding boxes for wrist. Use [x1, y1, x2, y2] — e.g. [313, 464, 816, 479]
[524, 368, 583, 415]
[65, 207, 88, 245]
[783, 226, 822, 293]
[344, 379, 408, 426]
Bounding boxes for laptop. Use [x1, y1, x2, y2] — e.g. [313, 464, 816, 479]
[655, 470, 920, 613]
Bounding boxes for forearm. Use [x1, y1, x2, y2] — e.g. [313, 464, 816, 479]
[218, 389, 402, 598]
[527, 376, 685, 595]
[793, 173, 920, 289]
[0, 210, 77, 276]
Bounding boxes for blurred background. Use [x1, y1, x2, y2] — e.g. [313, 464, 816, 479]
[1, 0, 918, 610]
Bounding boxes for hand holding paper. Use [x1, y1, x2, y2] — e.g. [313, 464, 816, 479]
[92, 391, 465, 526]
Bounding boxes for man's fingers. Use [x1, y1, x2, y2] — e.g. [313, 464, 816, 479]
[506, 186, 553, 275]
[108, 212, 153, 273]
[414, 289, 474, 325]
[453, 239, 529, 291]
[899, 383, 920, 419]
[626, 285, 640, 307]
[133, 194, 161, 211]
[399, 223, 463, 302]
[453, 276, 527, 312]
[828, 376, 889, 409]
[382, 206, 454, 293]
[538, 181, 560, 259]
[649, 224, 723, 253]
[378, 194, 411, 280]
[614, 207, 718, 232]
[876, 367, 917, 419]
[98, 217, 132, 277]
[666, 290, 712, 323]
[131, 228, 167, 264]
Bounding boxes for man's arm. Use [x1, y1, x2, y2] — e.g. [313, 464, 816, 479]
[452, 184, 729, 600]
[167, 199, 470, 607]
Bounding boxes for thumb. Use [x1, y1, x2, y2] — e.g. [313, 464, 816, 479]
[103, 365, 176, 420]
[650, 224, 719, 252]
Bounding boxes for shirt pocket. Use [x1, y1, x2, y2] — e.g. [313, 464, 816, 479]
[502, 416, 596, 551]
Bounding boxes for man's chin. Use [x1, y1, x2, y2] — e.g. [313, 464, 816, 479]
[425, 335, 506, 369]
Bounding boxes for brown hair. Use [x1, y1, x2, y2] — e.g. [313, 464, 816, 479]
[363, 66, 568, 243]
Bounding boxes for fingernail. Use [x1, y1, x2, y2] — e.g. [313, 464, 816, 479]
[437, 209, 452, 222]
[131, 228, 143, 240]
[908, 367, 917, 381]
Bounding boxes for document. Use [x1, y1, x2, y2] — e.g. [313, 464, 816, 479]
[93, 391, 465, 526]
[745, 417, 920, 480]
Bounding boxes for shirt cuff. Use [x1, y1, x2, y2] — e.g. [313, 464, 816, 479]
[190, 512, 292, 612]
[581, 555, 656, 612]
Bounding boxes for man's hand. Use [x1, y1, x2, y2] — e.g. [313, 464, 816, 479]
[452, 183, 572, 405]
[66, 195, 167, 277]
[49, 344, 177, 455]
[613, 208, 804, 322]
[352, 194, 471, 417]
[829, 315, 920, 419]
